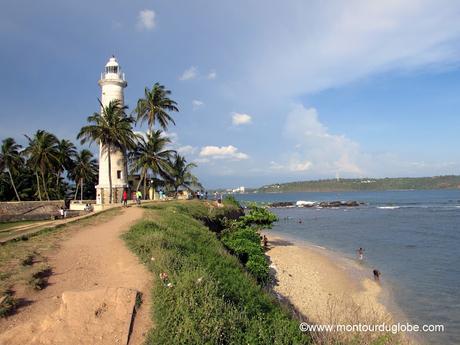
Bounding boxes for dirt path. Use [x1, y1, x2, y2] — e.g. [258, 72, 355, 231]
[0, 206, 152, 345]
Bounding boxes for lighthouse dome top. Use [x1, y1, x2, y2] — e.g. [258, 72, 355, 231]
[105, 56, 119, 68]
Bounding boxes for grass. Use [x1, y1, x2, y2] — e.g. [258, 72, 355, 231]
[0, 291, 17, 317]
[123, 201, 310, 345]
[0, 207, 121, 301]
[0, 220, 44, 232]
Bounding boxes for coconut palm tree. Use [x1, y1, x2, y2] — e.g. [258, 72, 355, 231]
[70, 149, 98, 201]
[55, 139, 77, 197]
[0, 138, 23, 201]
[135, 83, 179, 133]
[167, 154, 200, 198]
[129, 130, 175, 198]
[24, 130, 59, 201]
[77, 99, 137, 203]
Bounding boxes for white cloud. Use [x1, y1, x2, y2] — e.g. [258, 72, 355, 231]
[237, 1, 460, 99]
[283, 104, 363, 176]
[161, 131, 179, 144]
[137, 9, 156, 31]
[179, 66, 198, 81]
[177, 145, 197, 155]
[232, 112, 252, 125]
[290, 160, 313, 172]
[199, 145, 249, 160]
[207, 70, 217, 80]
[192, 100, 204, 110]
[269, 159, 312, 172]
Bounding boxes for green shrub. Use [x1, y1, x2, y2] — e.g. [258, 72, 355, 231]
[221, 227, 269, 283]
[246, 254, 270, 284]
[238, 204, 278, 228]
[223, 195, 241, 208]
[220, 205, 277, 283]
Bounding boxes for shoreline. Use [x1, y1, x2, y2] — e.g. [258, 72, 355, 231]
[264, 232, 415, 343]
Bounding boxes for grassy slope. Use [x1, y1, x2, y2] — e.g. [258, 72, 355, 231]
[258, 175, 460, 193]
[123, 201, 310, 345]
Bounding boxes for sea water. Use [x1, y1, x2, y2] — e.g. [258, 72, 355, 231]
[235, 189, 460, 345]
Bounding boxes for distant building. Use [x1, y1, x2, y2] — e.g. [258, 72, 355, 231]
[231, 186, 245, 193]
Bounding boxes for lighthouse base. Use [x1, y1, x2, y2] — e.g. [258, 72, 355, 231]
[95, 185, 127, 205]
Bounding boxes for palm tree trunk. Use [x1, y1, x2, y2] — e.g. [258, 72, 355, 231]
[143, 171, 147, 200]
[35, 172, 42, 201]
[7, 168, 21, 201]
[56, 170, 61, 198]
[107, 144, 113, 204]
[148, 114, 153, 135]
[80, 178, 84, 202]
[74, 181, 79, 200]
[136, 168, 144, 191]
[40, 169, 50, 201]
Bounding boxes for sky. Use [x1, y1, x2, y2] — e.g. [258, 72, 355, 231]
[1, 0, 460, 188]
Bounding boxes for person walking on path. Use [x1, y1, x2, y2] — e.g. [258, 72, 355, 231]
[136, 190, 142, 205]
[122, 189, 128, 207]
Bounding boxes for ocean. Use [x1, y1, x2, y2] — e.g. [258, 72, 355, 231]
[235, 189, 460, 345]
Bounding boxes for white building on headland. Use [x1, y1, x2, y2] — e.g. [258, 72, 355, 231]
[232, 186, 245, 193]
[95, 56, 128, 204]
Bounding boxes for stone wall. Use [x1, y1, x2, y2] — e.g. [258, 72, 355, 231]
[0, 201, 65, 222]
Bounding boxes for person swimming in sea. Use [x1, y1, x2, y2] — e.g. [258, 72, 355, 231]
[357, 247, 365, 261]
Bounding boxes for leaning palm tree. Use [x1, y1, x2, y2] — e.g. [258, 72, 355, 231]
[129, 130, 175, 198]
[0, 138, 23, 201]
[70, 149, 98, 201]
[55, 139, 77, 197]
[78, 99, 137, 203]
[167, 154, 200, 198]
[24, 130, 60, 201]
[134, 83, 179, 133]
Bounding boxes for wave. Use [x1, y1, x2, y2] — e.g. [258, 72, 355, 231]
[377, 206, 400, 210]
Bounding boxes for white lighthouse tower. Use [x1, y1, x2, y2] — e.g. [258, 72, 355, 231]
[95, 56, 128, 204]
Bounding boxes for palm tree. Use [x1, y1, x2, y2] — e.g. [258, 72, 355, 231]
[0, 138, 23, 201]
[129, 130, 175, 198]
[135, 83, 179, 133]
[24, 130, 59, 201]
[55, 139, 77, 197]
[70, 149, 98, 201]
[167, 154, 200, 198]
[78, 99, 137, 203]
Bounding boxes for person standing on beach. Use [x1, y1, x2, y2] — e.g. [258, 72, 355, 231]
[373, 269, 381, 281]
[263, 235, 268, 249]
[357, 247, 365, 261]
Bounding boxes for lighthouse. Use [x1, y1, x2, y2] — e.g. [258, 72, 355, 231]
[95, 56, 128, 204]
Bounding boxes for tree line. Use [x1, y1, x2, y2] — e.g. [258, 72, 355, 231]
[0, 83, 199, 203]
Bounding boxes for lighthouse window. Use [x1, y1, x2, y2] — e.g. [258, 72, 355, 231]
[117, 170, 122, 179]
[105, 66, 118, 73]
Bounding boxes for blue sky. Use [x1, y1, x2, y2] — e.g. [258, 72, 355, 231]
[1, 0, 460, 188]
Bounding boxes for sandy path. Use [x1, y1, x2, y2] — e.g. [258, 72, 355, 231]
[0, 206, 152, 345]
